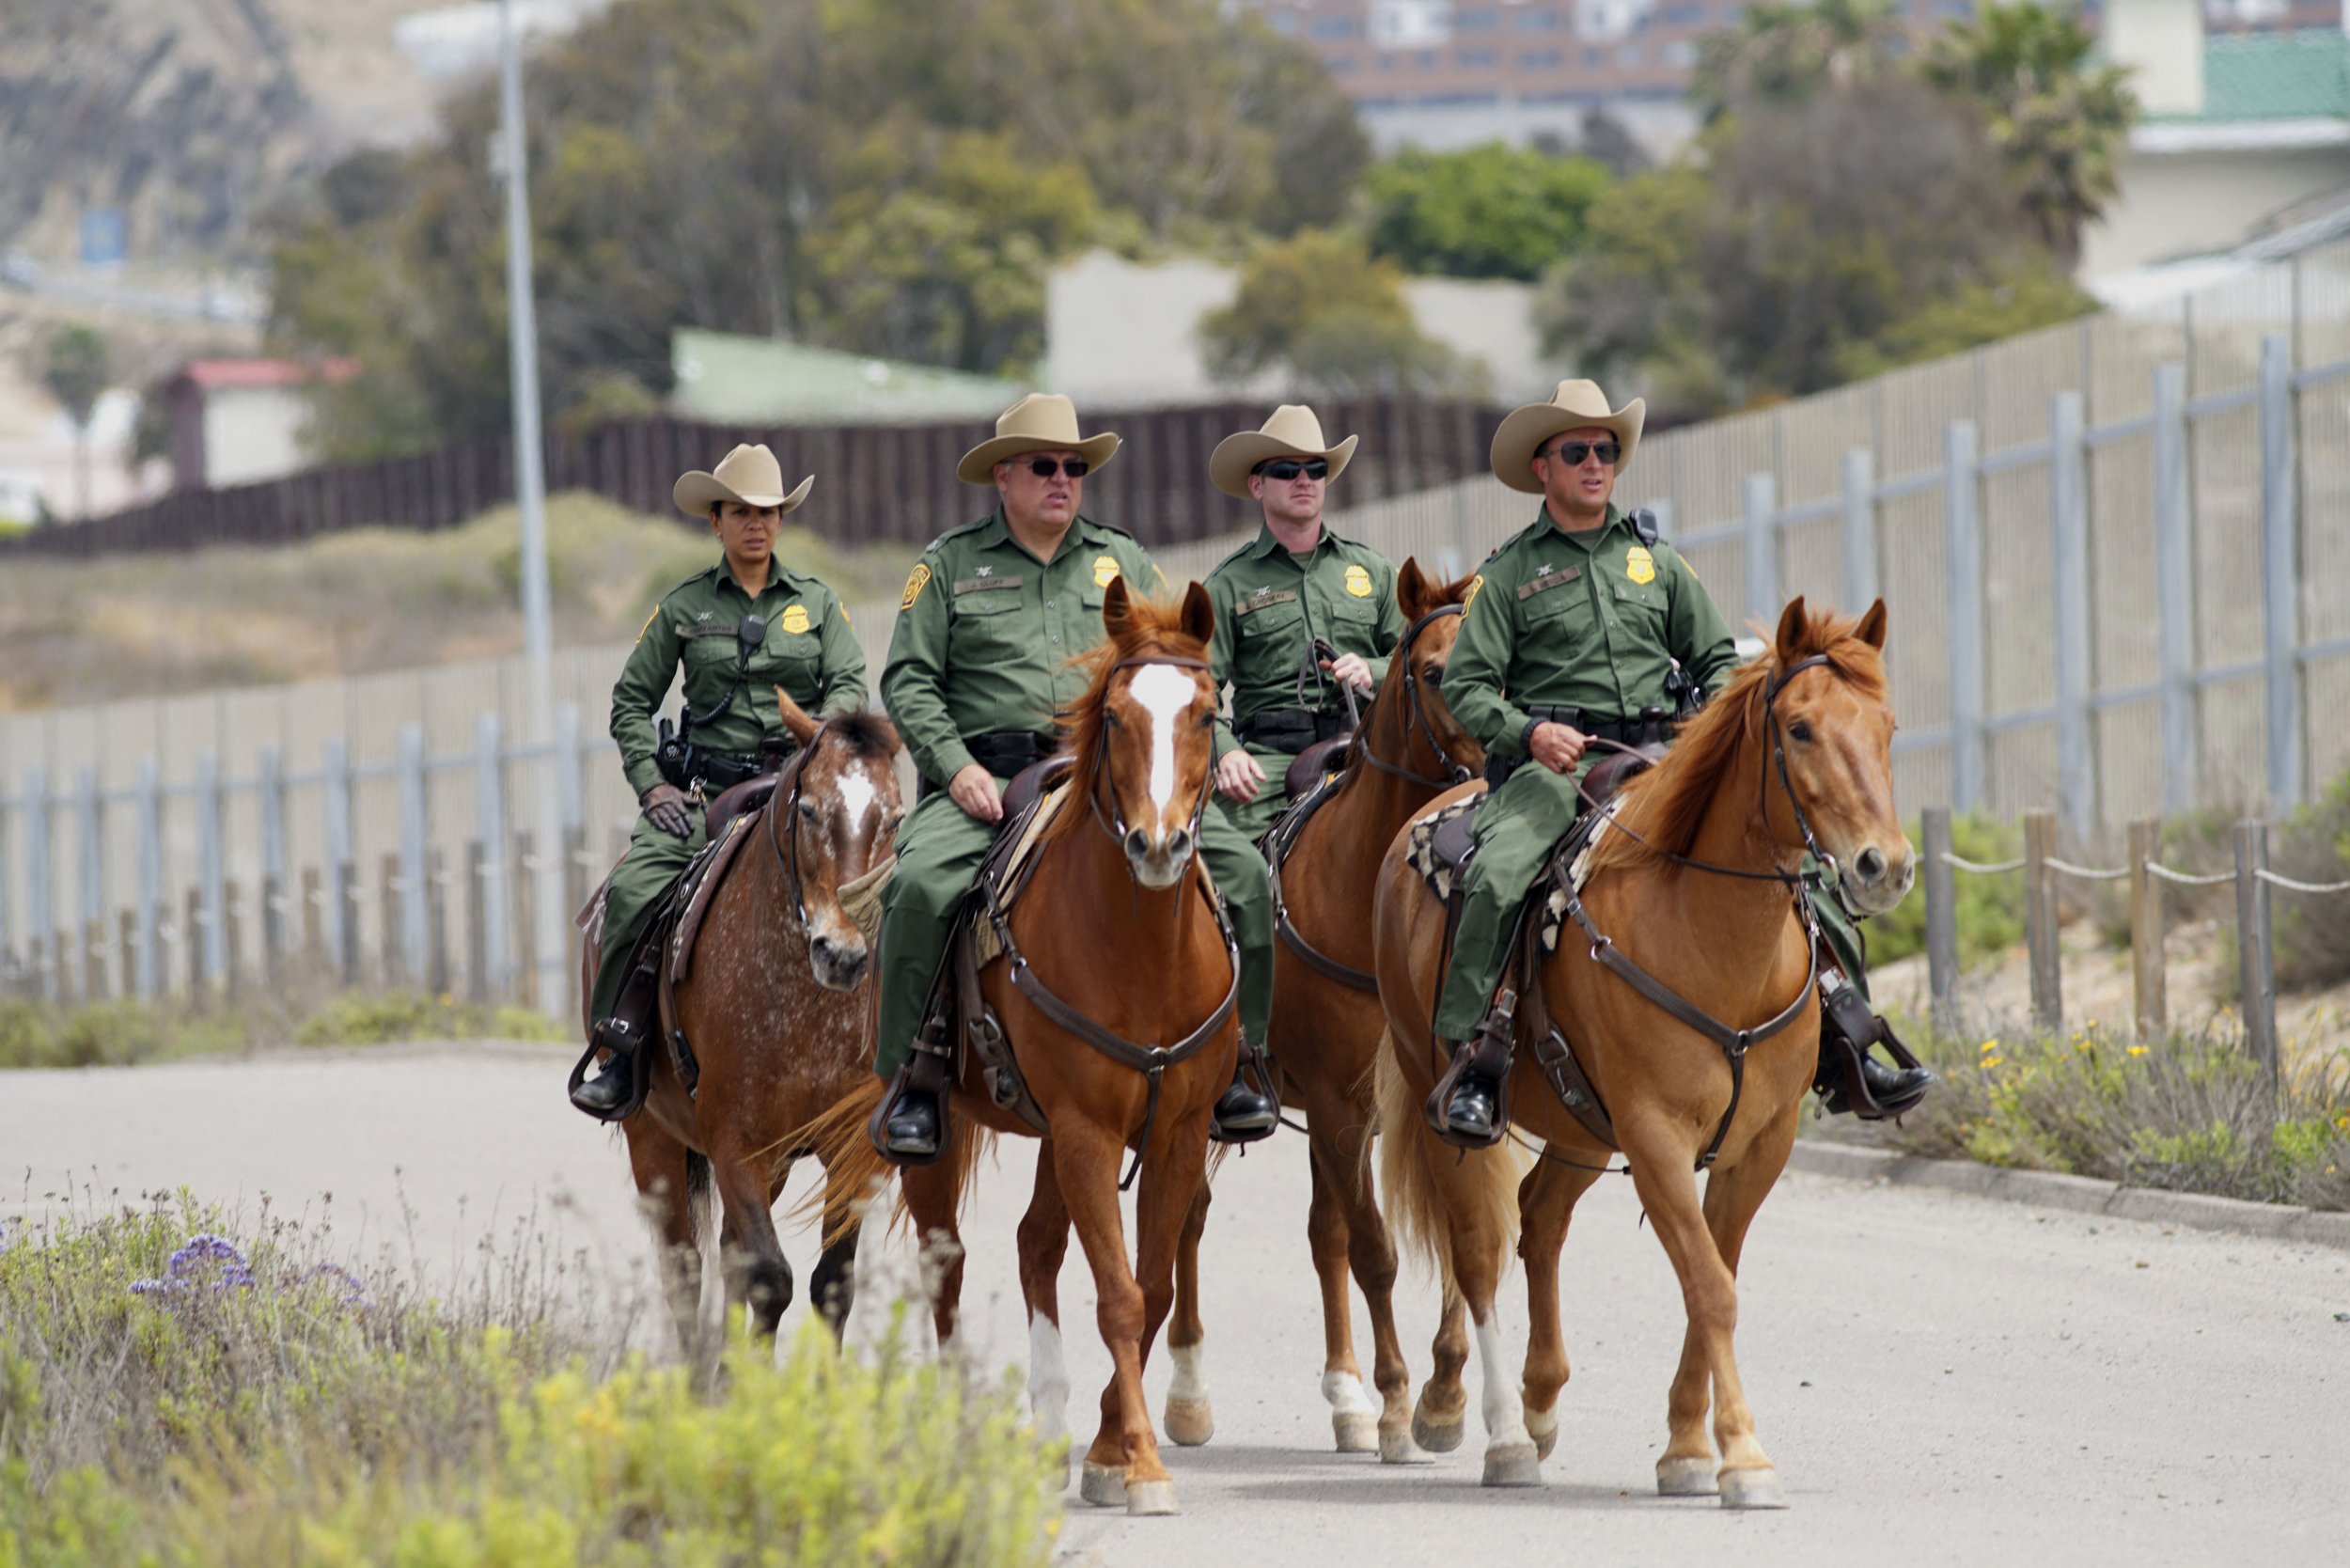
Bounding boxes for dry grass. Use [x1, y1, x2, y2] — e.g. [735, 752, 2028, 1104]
[0, 492, 912, 712]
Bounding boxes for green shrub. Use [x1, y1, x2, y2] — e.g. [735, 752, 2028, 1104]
[1865, 812, 2024, 969]
[294, 991, 566, 1047]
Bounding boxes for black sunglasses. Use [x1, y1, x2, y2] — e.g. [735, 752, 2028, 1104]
[1254, 458, 1330, 481]
[1538, 438, 1621, 467]
[1026, 456, 1090, 479]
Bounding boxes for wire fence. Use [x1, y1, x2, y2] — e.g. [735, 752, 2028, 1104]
[1918, 804, 2350, 1101]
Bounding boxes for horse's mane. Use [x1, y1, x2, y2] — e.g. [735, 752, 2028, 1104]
[1043, 598, 1211, 844]
[1581, 604, 1889, 876]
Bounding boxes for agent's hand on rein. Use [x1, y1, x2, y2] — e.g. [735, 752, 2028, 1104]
[1528, 721, 1588, 776]
[1214, 748, 1265, 803]
[1321, 652, 1375, 694]
[948, 763, 1004, 823]
[640, 782, 694, 839]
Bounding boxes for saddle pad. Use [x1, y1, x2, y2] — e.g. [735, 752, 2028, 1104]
[1404, 793, 1484, 903]
[667, 811, 760, 984]
[1537, 797, 1627, 953]
[967, 782, 1073, 968]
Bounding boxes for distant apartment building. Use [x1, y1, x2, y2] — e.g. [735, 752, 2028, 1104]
[1247, 0, 2344, 154]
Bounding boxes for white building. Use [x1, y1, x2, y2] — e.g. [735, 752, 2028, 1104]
[163, 359, 357, 492]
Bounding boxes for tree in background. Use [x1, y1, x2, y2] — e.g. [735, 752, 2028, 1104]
[1690, 0, 1904, 123]
[268, 0, 1369, 459]
[39, 325, 109, 521]
[1198, 229, 1478, 398]
[1923, 2, 2138, 269]
[1362, 142, 1612, 281]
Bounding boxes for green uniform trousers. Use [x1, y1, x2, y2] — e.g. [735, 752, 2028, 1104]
[588, 806, 707, 1029]
[872, 779, 1275, 1078]
[1209, 741, 1317, 844]
[1431, 760, 1869, 1043]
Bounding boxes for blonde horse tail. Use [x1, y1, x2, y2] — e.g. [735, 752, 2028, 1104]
[1372, 1031, 1529, 1284]
[786, 1082, 995, 1251]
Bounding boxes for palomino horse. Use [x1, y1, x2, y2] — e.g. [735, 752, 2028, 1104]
[1161, 559, 1482, 1463]
[814, 578, 1235, 1517]
[582, 693, 902, 1345]
[1371, 599, 1909, 1507]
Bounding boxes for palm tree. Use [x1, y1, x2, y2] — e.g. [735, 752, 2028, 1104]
[39, 325, 109, 521]
[1691, 0, 1904, 124]
[1923, 2, 2139, 270]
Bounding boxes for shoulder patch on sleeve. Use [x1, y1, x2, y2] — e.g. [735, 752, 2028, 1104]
[1463, 573, 1485, 612]
[634, 606, 660, 644]
[901, 562, 932, 609]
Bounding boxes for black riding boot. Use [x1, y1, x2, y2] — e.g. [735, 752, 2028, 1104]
[871, 1028, 953, 1166]
[1813, 968, 1935, 1119]
[1210, 1040, 1279, 1145]
[1427, 990, 1516, 1150]
[571, 963, 658, 1121]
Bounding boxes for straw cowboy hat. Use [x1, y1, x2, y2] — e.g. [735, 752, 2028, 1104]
[1207, 404, 1360, 500]
[1488, 379, 1646, 495]
[956, 393, 1121, 484]
[672, 443, 814, 518]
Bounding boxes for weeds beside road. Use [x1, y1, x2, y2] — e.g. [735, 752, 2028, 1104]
[0, 987, 566, 1070]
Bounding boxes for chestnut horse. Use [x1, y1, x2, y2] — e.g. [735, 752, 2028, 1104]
[1160, 559, 1483, 1464]
[815, 578, 1236, 1517]
[1371, 599, 1909, 1507]
[582, 693, 902, 1346]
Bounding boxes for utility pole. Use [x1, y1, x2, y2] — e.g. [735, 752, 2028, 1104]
[499, 0, 562, 1012]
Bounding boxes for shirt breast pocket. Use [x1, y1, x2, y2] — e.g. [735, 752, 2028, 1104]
[953, 588, 1026, 653]
[1611, 580, 1669, 636]
[1520, 580, 1592, 637]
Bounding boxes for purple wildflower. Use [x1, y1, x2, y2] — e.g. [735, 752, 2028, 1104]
[300, 1263, 372, 1309]
[131, 1232, 258, 1301]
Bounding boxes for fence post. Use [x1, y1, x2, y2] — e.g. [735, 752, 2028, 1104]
[323, 736, 355, 971]
[75, 768, 102, 1001]
[398, 724, 429, 984]
[2233, 819, 2277, 1097]
[0, 780, 12, 994]
[24, 766, 51, 1001]
[135, 758, 160, 999]
[2049, 392, 2094, 840]
[196, 752, 226, 992]
[182, 886, 204, 1003]
[380, 852, 404, 987]
[473, 712, 509, 1002]
[258, 745, 287, 987]
[1743, 472, 1778, 625]
[2153, 364, 2196, 815]
[1921, 806, 1958, 1033]
[302, 865, 324, 968]
[511, 828, 539, 1011]
[2257, 336, 2301, 810]
[2024, 809, 2060, 1030]
[556, 702, 587, 1015]
[426, 844, 451, 998]
[465, 839, 489, 1005]
[223, 881, 244, 1002]
[1945, 420, 1986, 813]
[1841, 448, 1878, 611]
[118, 910, 136, 1003]
[2127, 818, 2166, 1038]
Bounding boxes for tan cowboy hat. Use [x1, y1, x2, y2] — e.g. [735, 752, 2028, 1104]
[1488, 379, 1646, 494]
[672, 443, 815, 517]
[1208, 404, 1360, 500]
[956, 393, 1121, 484]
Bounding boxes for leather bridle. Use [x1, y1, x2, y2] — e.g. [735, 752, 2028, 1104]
[1354, 604, 1478, 792]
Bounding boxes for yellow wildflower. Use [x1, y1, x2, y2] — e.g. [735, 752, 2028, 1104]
[1980, 1039, 1999, 1055]
[2126, 1044, 2149, 1058]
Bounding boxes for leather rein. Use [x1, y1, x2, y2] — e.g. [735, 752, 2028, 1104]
[1268, 604, 1477, 993]
[986, 653, 1240, 1188]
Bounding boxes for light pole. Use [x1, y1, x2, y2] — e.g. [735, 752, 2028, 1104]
[499, 0, 561, 1012]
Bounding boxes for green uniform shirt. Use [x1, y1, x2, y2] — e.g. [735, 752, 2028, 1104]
[611, 560, 869, 796]
[882, 510, 1165, 788]
[1449, 504, 1741, 759]
[1203, 522, 1404, 759]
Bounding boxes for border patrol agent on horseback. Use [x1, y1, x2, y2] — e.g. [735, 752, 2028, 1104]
[870, 394, 1281, 1162]
[1203, 405, 1403, 842]
[1429, 381, 1935, 1145]
[571, 444, 870, 1120]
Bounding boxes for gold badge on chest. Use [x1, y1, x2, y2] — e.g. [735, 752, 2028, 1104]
[1343, 563, 1372, 598]
[1625, 545, 1656, 586]
[780, 604, 812, 635]
[1093, 555, 1121, 588]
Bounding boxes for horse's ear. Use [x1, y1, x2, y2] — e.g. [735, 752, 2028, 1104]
[1773, 596, 1810, 662]
[1855, 597, 1888, 651]
[774, 685, 819, 745]
[1178, 579, 1214, 646]
[1102, 575, 1135, 640]
[1397, 557, 1430, 620]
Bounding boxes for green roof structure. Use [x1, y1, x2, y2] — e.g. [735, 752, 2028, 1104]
[667, 328, 1022, 425]
[2144, 29, 2350, 125]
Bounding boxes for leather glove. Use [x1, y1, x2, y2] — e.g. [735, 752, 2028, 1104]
[640, 781, 693, 839]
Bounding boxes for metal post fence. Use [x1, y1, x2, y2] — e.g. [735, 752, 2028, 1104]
[2234, 821, 2277, 1095]
[2257, 335, 2300, 811]
[2048, 392, 2093, 841]
[2152, 364, 2196, 816]
[1841, 448, 1878, 610]
[24, 766, 50, 1001]
[1743, 472, 1778, 627]
[1943, 420, 1986, 814]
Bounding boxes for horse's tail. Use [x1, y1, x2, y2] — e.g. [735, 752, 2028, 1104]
[788, 1081, 995, 1251]
[684, 1148, 714, 1240]
[1371, 1030, 1528, 1281]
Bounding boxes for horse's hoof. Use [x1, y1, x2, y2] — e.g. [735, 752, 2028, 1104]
[1655, 1456, 1715, 1497]
[1411, 1405, 1465, 1454]
[1719, 1466, 1790, 1511]
[1379, 1428, 1435, 1466]
[1164, 1397, 1214, 1448]
[1078, 1463, 1126, 1508]
[1123, 1479, 1181, 1516]
[1333, 1411, 1380, 1453]
[1480, 1440, 1543, 1488]
[1526, 1407, 1559, 1462]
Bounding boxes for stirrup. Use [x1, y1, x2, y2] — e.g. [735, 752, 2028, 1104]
[1211, 1040, 1281, 1145]
[870, 1032, 954, 1168]
[1814, 975, 1933, 1120]
[1424, 995, 1515, 1151]
[568, 1015, 649, 1122]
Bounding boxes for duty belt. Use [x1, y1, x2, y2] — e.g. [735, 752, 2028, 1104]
[923, 729, 1056, 798]
[1237, 707, 1351, 754]
[692, 748, 765, 793]
[1484, 706, 1668, 787]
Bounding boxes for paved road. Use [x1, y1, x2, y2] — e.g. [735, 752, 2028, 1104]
[6, 1044, 2347, 1567]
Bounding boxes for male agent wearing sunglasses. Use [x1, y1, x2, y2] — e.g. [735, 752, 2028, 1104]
[870, 393, 1280, 1161]
[1425, 380, 1934, 1147]
[1202, 405, 1402, 841]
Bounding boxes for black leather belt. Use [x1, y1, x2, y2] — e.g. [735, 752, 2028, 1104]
[1484, 706, 1666, 787]
[921, 729, 1055, 798]
[1237, 707, 1350, 754]
[694, 748, 765, 792]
